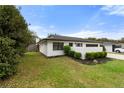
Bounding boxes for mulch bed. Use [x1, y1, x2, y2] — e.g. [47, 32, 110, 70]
[70, 57, 113, 65]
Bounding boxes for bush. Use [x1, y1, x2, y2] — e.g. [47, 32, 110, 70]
[64, 45, 71, 55]
[94, 52, 100, 58]
[85, 52, 95, 60]
[85, 52, 107, 60]
[0, 63, 17, 79]
[69, 50, 75, 57]
[98, 52, 103, 58]
[103, 52, 107, 57]
[74, 52, 82, 59]
[0, 37, 18, 79]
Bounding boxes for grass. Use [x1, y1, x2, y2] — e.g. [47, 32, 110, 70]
[0, 52, 124, 88]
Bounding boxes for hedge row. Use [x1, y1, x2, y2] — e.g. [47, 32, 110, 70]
[64, 45, 82, 59]
[85, 52, 107, 60]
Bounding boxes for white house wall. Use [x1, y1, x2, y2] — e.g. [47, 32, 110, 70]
[46, 41, 65, 57]
[39, 41, 47, 55]
[71, 42, 102, 59]
[121, 44, 124, 48]
[45, 40, 103, 59]
[103, 44, 113, 52]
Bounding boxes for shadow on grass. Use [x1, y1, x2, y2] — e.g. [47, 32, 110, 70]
[39, 53, 114, 65]
[70, 57, 114, 65]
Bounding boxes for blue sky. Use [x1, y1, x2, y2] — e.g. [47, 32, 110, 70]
[20, 5, 124, 40]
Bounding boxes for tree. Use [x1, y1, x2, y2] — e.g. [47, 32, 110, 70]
[97, 38, 109, 42]
[88, 37, 97, 40]
[0, 5, 36, 79]
[87, 37, 118, 43]
[0, 5, 34, 55]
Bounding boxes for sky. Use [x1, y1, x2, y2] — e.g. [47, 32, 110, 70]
[20, 5, 124, 40]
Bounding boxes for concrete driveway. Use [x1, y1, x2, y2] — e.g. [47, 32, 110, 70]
[107, 53, 124, 60]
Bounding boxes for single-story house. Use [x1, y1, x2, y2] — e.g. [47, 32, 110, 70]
[38, 34, 103, 59]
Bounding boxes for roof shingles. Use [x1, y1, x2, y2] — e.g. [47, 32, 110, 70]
[40, 34, 101, 43]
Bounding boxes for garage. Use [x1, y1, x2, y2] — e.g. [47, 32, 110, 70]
[112, 44, 121, 52]
[103, 42, 122, 52]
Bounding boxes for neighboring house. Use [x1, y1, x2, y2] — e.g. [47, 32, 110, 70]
[102, 42, 124, 52]
[27, 44, 38, 52]
[38, 34, 103, 59]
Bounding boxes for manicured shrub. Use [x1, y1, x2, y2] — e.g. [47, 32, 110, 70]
[97, 52, 105, 58]
[85, 52, 95, 60]
[69, 50, 75, 57]
[64, 45, 71, 55]
[98, 52, 107, 58]
[103, 52, 107, 57]
[94, 52, 100, 58]
[74, 52, 82, 59]
[0, 37, 19, 79]
[85, 52, 107, 60]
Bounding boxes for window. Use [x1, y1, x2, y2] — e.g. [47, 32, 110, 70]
[69, 43, 73, 47]
[53, 42, 64, 50]
[86, 44, 98, 47]
[76, 43, 82, 47]
[100, 45, 103, 47]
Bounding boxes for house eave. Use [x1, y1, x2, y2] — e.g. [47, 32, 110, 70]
[39, 38, 101, 43]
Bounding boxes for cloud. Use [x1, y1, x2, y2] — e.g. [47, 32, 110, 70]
[29, 25, 124, 40]
[101, 5, 124, 16]
[83, 9, 102, 29]
[49, 25, 55, 29]
[68, 30, 102, 38]
[29, 25, 56, 38]
[67, 29, 124, 40]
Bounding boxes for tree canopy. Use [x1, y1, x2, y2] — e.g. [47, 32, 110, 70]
[0, 5, 36, 79]
[0, 5, 35, 55]
[87, 37, 124, 43]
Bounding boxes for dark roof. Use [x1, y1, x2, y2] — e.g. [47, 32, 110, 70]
[39, 34, 101, 43]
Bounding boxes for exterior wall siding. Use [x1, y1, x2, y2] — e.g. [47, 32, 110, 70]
[121, 44, 124, 48]
[103, 44, 113, 52]
[47, 41, 65, 57]
[40, 40, 103, 59]
[71, 42, 102, 59]
[39, 41, 47, 55]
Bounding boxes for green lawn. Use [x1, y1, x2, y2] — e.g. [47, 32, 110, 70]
[0, 52, 124, 88]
